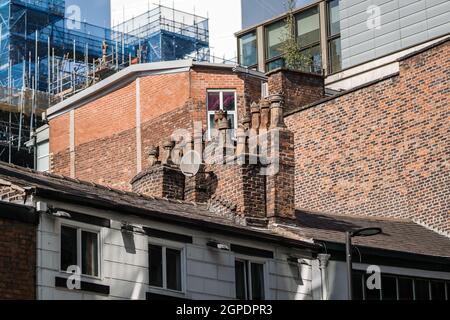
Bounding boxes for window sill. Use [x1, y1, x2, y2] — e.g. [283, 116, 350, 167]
[55, 276, 110, 295]
[147, 287, 187, 300]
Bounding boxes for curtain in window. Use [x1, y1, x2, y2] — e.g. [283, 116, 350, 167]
[81, 231, 99, 277]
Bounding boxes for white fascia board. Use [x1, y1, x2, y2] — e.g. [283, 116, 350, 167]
[46, 59, 195, 120]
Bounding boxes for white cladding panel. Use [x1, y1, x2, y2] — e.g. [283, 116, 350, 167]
[36, 204, 314, 300]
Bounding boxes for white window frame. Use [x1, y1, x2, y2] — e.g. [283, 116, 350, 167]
[57, 220, 103, 280]
[235, 256, 269, 300]
[148, 238, 186, 295]
[207, 89, 238, 140]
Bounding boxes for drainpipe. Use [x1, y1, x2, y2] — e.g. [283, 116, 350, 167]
[317, 254, 331, 300]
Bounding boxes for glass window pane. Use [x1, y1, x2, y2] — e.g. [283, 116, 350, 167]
[37, 142, 49, 158]
[239, 32, 257, 67]
[414, 279, 430, 300]
[329, 37, 342, 73]
[81, 231, 99, 277]
[235, 260, 247, 300]
[398, 278, 414, 300]
[251, 263, 265, 300]
[227, 113, 237, 139]
[266, 20, 285, 59]
[61, 226, 77, 272]
[300, 45, 322, 74]
[328, 0, 340, 36]
[207, 92, 220, 111]
[296, 6, 320, 47]
[381, 276, 398, 300]
[352, 272, 364, 300]
[166, 248, 182, 291]
[223, 92, 236, 111]
[430, 281, 446, 301]
[149, 245, 163, 288]
[364, 273, 381, 300]
[227, 113, 236, 130]
[266, 58, 284, 72]
[37, 156, 50, 172]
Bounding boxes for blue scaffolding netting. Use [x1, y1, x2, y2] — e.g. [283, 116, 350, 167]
[0, 0, 210, 166]
[0, 0, 210, 96]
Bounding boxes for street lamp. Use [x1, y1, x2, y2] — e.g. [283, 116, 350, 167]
[346, 227, 382, 300]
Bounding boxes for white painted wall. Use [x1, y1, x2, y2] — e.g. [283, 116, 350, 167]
[36, 198, 314, 300]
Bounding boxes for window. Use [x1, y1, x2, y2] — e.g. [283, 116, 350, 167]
[353, 271, 449, 301]
[60, 225, 100, 278]
[207, 90, 237, 139]
[239, 32, 257, 67]
[148, 244, 183, 292]
[264, 7, 321, 74]
[37, 140, 50, 172]
[296, 6, 320, 47]
[398, 277, 414, 300]
[300, 44, 322, 73]
[329, 37, 341, 73]
[235, 260, 265, 300]
[266, 20, 285, 60]
[328, 0, 340, 36]
[327, 0, 341, 73]
[430, 281, 446, 301]
[266, 58, 284, 72]
[296, 6, 321, 74]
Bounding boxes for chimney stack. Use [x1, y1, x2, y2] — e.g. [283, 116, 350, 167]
[265, 94, 295, 223]
[131, 139, 185, 200]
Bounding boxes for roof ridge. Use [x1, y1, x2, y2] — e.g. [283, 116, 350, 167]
[0, 161, 205, 208]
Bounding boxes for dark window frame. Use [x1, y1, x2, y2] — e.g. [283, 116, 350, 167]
[264, 5, 322, 74]
[353, 270, 449, 301]
[238, 30, 258, 69]
[326, 0, 342, 74]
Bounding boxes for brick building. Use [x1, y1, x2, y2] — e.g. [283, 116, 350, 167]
[46, 61, 268, 190]
[0, 36, 445, 300]
[0, 200, 38, 299]
[45, 39, 449, 236]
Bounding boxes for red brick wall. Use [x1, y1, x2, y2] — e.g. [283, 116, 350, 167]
[285, 40, 450, 234]
[0, 218, 36, 300]
[75, 128, 137, 190]
[267, 69, 324, 114]
[49, 67, 264, 190]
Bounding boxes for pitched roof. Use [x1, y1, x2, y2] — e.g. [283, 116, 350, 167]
[0, 162, 316, 250]
[1, 162, 448, 259]
[295, 210, 450, 258]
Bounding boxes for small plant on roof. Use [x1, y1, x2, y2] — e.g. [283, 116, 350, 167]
[279, 0, 311, 71]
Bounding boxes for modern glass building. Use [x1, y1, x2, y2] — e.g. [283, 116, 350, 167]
[237, 0, 450, 76]
[237, 0, 341, 75]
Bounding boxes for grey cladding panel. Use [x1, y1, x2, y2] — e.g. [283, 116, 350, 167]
[340, 0, 450, 68]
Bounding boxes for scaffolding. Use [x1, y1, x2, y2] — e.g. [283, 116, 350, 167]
[0, 0, 211, 168]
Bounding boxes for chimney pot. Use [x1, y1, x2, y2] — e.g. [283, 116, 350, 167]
[260, 99, 271, 130]
[250, 102, 261, 131]
[216, 110, 230, 131]
[269, 94, 287, 129]
[148, 146, 160, 167]
[162, 139, 175, 165]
